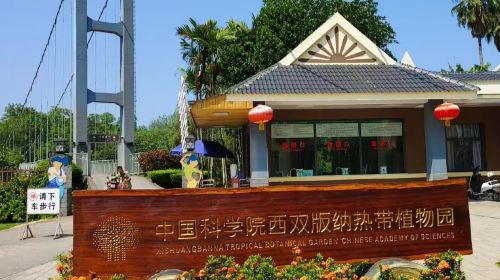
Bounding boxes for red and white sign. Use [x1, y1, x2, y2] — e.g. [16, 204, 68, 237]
[27, 189, 60, 215]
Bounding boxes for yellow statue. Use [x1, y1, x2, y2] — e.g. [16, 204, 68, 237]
[180, 153, 202, 188]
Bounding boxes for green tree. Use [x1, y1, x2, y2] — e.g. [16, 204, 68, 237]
[218, 20, 257, 89]
[88, 112, 120, 160]
[177, 18, 236, 100]
[452, 0, 500, 66]
[135, 113, 182, 152]
[250, 0, 396, 72]
[0, 104, 72, 164]
[218, 0, 397, 87]
[446, 62, 491, 72]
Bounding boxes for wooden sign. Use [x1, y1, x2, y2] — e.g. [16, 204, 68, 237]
[73, 179, 472, 278]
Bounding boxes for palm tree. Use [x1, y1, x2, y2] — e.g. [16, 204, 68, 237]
[176, 18, 236, 100]
[486, 7, 500, 51]
[452, 0, 499, 66]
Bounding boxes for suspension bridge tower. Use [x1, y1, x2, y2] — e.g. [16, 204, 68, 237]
[73, 0, 135, 174]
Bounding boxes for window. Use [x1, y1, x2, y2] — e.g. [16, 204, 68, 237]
[446, 124, 485, 172]
[360, 122, 404, 174]
[270, 120, 404, 177]
[270, 123, 315, 177]
[316, 122, 360, 175]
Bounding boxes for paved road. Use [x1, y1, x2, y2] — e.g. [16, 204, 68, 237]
[0, 216, 73, 280]
[462, 200, 500, 279]
[87, 174, 162, 190]
[0, 200, 499, 280]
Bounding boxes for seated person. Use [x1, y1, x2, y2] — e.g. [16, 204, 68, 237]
[109, 166, 132, 190]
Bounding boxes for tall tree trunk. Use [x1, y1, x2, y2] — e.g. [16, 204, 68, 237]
[477, 37, 484, 67]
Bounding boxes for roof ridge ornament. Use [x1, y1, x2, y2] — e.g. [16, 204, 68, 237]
[400, 51, 416, 67]
[297, 26, 377, 64]
[279, 13, 395, 66]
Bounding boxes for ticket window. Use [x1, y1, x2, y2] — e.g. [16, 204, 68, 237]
[270, 121, 405, 177]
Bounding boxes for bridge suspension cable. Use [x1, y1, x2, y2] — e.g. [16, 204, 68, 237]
[21, 0, 66, 109]
[14, 0, 113, 164]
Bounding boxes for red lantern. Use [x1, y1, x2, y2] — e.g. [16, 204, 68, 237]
[248, 105, 273, 131]
[434, 102, 460, 127]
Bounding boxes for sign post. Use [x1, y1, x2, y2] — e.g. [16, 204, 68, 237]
[20, 213, 33, 240]
[22, 189, 61, 240]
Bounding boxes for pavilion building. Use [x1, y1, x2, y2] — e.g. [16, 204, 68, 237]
[190, 13, 500, 187]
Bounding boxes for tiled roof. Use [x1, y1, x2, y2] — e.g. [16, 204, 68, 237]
[439, 71, 500, 81]
[227, 64, 477, 94]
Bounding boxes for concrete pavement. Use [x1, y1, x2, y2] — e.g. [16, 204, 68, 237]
[462, 200, 500, 279]
[87, 174, 162, 190]
[0, 216, 73, 280]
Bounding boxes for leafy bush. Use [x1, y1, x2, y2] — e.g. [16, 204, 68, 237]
[181, 246, 372, 280]
[55, 251, 74, 280]
[420, 251, 465, 280]
[377, 250, 465, 280]
[0, 150, 24, 168]
[377, 265, 410, 280]
[240, 255, 277, 279]
[138, 150, 180, 172]
[71, 163, 87, 190]
[147, 169, 183, 188]
[148, 169, 208, 188]
[170, 173, 183, 188]
[0, 160, 54, 223]
[53, 251, 126, 280]
[0, 177, 28, 223]
[28, 160, 50, 187]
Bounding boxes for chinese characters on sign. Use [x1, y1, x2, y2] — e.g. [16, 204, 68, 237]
[73, 179, 472, 277]
[27, 189, 60, 215]
[155, 207, 455, 242]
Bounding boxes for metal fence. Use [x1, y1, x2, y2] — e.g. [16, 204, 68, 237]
[0, 167, 33, 183]
[75, 153, 89, 176]
[79, 153, 142, 176]
[90, 160, 118, 176]
[0, 168, 18, 183]
[129, 153, 142, 175]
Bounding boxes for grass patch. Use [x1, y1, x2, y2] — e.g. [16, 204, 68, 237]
[0, 223, 20, 231]
[496, 261, 500, 268]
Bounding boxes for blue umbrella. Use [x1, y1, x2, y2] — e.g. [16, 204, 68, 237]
[171, 140, 234, 158]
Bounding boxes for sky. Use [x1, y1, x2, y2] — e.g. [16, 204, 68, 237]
[0, 0, 499, 126]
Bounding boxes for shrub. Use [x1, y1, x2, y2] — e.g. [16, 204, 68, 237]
[138, 150, 180, 172]
[181, 247, 372, 280]
[0, 160, 56, 223]
[55, 251, 74, 280]
[240, 255, 277, 279]
[28, 160, 50, 187]
[170, 173, 183, 188]
[0, 176, 28, 223]
[147, 169, 183, 188]
[71, 163, 87, 191]
[420, 251, 465, 280]
[148, 169, 208, 188]
[377, 265, 410, 280]
[0, 150, 24, 168]
[110, 274, 125, 280]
